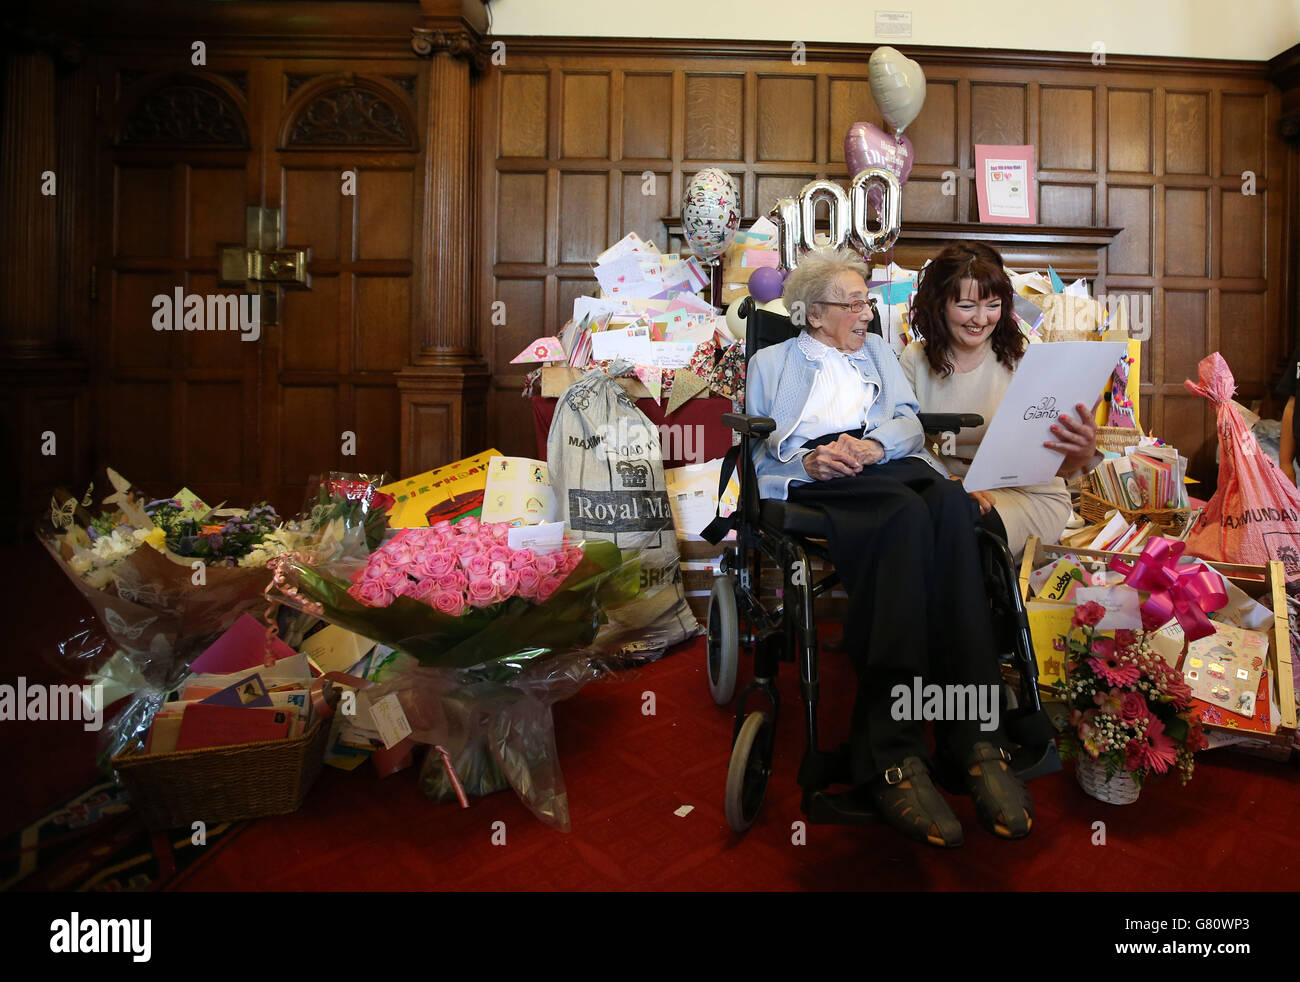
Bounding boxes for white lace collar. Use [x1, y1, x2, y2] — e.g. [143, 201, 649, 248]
[797, 330, 866, 363]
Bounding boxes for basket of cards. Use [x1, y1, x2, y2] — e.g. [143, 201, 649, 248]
[1080, 439, 1199, 536]
[108, 612, 339, 831]
[112, 712, 333, 830]
[1079, 480, 1199, 538]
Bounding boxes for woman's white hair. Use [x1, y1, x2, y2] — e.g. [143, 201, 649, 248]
[781, 248, 870, 325]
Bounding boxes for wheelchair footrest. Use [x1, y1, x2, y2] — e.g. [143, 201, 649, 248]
[1006, 707, 1059, 748]
[796, 743, 852, 790]
[1011, 739, 1063, 782]
[802, 787, 880, 826]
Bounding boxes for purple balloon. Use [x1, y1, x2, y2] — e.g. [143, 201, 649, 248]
[844, 121, 914, 185]
[748, 266, 784, 303]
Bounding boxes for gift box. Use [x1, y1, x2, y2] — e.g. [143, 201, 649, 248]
[1019, 536, 1296, 752]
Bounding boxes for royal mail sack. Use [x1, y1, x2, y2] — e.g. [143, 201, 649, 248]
[1184, 352, 1300, 580]
[547, 370, 699, 656]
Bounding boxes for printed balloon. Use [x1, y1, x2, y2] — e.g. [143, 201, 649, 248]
[681, 168, 742, 262]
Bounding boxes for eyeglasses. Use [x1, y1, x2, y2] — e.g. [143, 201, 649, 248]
[815, 299, 873, 314]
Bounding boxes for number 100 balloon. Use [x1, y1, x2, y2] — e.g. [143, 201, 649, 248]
[769, 168, 901, 270]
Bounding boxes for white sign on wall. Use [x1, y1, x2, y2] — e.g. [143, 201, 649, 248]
[875, 11, 913, 38]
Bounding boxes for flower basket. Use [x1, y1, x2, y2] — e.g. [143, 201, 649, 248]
[1075, 755, 1141, 804]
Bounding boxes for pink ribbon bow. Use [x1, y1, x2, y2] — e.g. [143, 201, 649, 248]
[1107, 537, 1228, 642]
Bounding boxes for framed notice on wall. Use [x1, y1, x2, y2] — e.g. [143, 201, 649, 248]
[975, 145, 1036, 224]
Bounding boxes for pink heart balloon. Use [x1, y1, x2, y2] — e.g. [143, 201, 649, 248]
[844, 122, 914, 185]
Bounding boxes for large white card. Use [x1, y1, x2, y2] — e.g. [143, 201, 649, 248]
[962, 341, 1127, 492]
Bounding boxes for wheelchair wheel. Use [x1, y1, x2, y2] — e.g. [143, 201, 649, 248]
[706, 575, 739, 705]
[725, 710, 773, 832]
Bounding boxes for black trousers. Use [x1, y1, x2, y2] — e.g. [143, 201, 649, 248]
[788, 451, 1005, 785]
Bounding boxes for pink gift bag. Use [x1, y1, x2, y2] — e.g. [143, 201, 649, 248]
[1184, 352, 1300, 579]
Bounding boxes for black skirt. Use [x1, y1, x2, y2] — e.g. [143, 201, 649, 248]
[787, 446, 1005, 783]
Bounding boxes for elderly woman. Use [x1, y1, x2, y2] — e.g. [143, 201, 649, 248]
[745, 248, 1031, 848]
[900, 242, 1099, 562]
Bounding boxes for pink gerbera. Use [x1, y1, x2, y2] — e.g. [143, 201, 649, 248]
[1087, 644, 1141, 687]
[1126, 716, 1178, 774]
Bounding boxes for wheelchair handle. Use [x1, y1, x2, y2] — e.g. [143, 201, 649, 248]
[723, 412, 775, 437]
[916, 412, 983, 432]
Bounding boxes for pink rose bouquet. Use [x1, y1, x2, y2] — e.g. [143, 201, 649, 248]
[345, 521, 584, 613]
[272, 516, 636, 671]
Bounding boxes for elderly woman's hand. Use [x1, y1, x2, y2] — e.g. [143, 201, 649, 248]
[802, 434, 885, 480]
[802, 440, 864, 481]
[843, 434, 885, 465]
[1046, 401, 1100, 477]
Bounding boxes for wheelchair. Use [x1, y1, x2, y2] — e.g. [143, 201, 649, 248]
[703, 297, 1061, 833]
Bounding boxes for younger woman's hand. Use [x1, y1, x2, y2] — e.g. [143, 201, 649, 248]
[968, 490, 997, 515]
[1046, 401, 1100, 476]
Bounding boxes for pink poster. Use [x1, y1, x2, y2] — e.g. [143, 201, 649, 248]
[975, 144, 1037, 224]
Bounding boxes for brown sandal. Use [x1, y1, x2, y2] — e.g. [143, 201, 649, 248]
[869, 757, 964, 848]
[960, 743, 1033, 840]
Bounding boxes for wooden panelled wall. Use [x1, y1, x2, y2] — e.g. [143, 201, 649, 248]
[480, 42, 1290, 480]
[100, 64, 420, 511]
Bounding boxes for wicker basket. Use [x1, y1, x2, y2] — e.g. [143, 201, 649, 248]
[1079, 473, 1199, 538]
[1075, 756, 1141, 804]
[1094, 424, 1144, 455]
[112, 715, 333, 830]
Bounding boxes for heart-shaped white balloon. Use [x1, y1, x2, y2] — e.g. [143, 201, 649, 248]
[868, 46, 926, 138]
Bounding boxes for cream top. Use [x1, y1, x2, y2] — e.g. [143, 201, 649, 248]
[899, 341, 1072, 560]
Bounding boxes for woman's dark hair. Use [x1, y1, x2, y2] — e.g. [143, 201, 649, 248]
[911, 241, 1025, 377]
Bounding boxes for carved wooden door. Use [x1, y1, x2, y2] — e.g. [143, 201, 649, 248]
[98, 59, 421, 514]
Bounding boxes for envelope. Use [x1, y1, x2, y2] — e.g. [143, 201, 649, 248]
[595, 254, 652, 295]
[300, 624, 376, 676]
[649, 340, 697, 369]
[740, 249, 779, 268]
[597, 232, 655, 265]
[510, 336, 566, 364]
[590, 325, 652, 362]
[667, 293, 716, 315]
[189, 613, 299, 675]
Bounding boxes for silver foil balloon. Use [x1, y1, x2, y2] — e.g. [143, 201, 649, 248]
[797, 179, 851, 252]
[769, 195, 802, 271]
[849, 168, 901, 255]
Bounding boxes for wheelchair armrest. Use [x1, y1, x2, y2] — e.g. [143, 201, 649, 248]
[722, 412, 775, 438]
[917, 412, 983, 432]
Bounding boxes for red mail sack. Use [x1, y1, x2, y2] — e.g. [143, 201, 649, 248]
[1184, 352, 1300, 579]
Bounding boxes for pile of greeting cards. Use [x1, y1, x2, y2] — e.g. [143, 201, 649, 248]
[514, 231, 745, 413]
[140, 614, 316, 754]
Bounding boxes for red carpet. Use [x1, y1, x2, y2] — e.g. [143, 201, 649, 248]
[176, 634, 1300, 892]
[9, 539, 1300, 892]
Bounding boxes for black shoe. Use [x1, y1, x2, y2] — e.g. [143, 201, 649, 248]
[950, 742, 1033, 840]
[868, 757, 964, 848]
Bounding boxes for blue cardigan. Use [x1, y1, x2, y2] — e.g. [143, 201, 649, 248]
[745, 332, 925, 500]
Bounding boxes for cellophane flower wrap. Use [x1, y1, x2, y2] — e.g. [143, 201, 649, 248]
[38, 469, 389, 769]
[267, 514, 642, 830]
[1053, 600, 1208, 787]
[270, 514, 639, 671]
